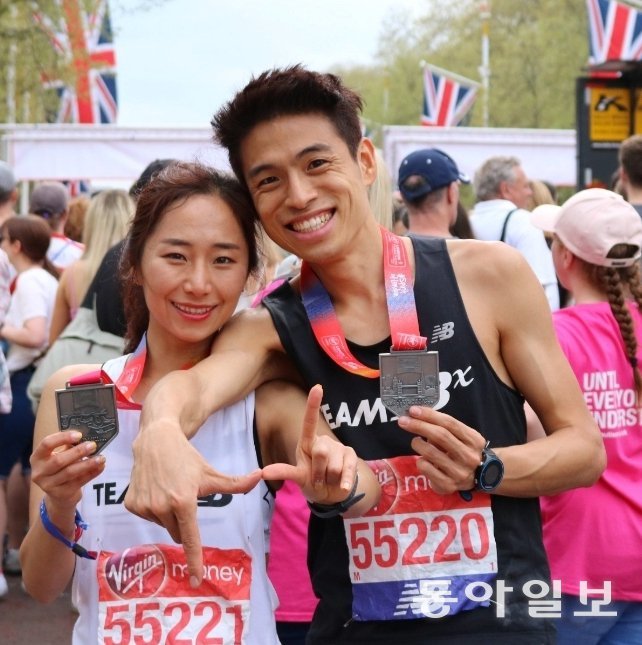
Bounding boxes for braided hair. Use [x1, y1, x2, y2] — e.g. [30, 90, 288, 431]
[583, 243, 642, 399]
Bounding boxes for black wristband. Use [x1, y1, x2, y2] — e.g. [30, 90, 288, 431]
[307, 472, 366, 519]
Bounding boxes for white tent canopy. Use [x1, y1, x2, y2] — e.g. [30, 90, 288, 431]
[1, 124, 230, 182]
[383, 126, 577, 187]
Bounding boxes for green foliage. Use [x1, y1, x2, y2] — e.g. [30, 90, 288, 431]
[0, 0, 594, 130]
[0, 0, 164, 125]
[0, 1, 67, 123]
[331, 0, 589, 133]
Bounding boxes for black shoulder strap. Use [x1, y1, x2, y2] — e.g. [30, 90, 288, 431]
[500, 208, 518, 243]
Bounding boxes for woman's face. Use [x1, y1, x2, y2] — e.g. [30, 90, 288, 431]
[550, 234, 570, 289]
[0, 228, 18, 265]
[139, 193, 250, 349]
[0, 229, 8, 255]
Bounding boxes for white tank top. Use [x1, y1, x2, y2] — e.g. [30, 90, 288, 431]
[70, 354, 278, 644]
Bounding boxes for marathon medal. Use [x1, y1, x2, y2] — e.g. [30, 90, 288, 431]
[301, 227, 439, 417]
[380, 349, 440, 417]
[56, 382, 119, 454]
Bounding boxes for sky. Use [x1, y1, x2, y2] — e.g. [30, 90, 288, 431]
[109, 0, 422, 127]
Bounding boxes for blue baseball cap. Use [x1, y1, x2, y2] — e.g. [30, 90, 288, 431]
[398, 148, 469, 201]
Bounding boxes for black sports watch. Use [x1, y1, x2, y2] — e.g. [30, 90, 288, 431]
[473, 441, 504, 492]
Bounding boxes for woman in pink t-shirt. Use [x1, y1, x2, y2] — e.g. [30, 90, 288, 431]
[530, 188, 642, 645]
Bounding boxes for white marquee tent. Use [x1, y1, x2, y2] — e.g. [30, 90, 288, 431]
[383, 126, 577, 187]
[2, 124, 230, 180]
[1, 124, 231, 213]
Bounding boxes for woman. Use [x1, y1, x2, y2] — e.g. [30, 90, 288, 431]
[20, 162, 379, 643]
[0, 215, 58, 596]
[530, 188, 642, 644]
[48, 189, 134, 344]
[64, 195, 90, 243]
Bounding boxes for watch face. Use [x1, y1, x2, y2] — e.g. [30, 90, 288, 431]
[482, 460, 503, 488]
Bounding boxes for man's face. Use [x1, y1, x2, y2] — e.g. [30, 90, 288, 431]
[239, 113, 377, 264]
[501, 165, 533, 210]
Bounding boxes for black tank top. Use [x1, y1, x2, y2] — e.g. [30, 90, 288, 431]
[263, 236, 554, 644]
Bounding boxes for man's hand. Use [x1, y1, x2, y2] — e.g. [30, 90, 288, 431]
[398, 406, 487, 494]
[262, 384, 358, 504]
[125, 421, 262, 587]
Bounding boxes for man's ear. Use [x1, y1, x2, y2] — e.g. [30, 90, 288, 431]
[357, 137, 377, 188]
[447, 182, 458, 204]
[498, 180, 511, 200]
[620, 166, 629, 185]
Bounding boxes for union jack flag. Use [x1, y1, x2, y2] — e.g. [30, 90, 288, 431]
[586, 0, 642, 64]
[34, 0, 118, 123]
[421, 64, 479, 127]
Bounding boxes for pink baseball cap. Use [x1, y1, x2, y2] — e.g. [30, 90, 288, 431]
[531, 188, 642, 268]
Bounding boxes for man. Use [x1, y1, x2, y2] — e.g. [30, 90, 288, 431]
[0, 161, 15, 596]
[0, 161, 19, 226]
[618, 134, 642, 214]
[471, 156, 559, 310]
[0, 160, 15, 391]
[126, 67, 604, 643]
[398, 148, 468, 237]
[29, 181, 83, 271]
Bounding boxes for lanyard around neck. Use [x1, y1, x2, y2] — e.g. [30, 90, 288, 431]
[111, 334, 148, 404]
[300, 227, 427, 378]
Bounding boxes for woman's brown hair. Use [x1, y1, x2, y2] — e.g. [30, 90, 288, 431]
[1, 215, 58, 278]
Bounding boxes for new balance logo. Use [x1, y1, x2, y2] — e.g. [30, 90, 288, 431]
[393, 581, 425, 618]
[430, 322, 454, 343]
[393, 579, 457, 619]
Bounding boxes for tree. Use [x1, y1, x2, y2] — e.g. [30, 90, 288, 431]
[0, 1, 65, 124]
[332, 0, 589, 136]
[0, 0, 166, 125]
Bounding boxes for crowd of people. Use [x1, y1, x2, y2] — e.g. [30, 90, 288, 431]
[0, 66, 639, 645]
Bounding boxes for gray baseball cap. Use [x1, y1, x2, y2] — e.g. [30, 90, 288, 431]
[0, 161, 16, 194]
[29, 181, 69, 217]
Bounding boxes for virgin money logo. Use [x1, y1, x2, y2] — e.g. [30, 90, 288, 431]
[104, 545, 166, 600]
[366, 460, 398, 516]
[387, 240, 405, 267]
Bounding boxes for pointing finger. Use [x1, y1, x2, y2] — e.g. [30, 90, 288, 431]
[262, 462, 302, 484]
[175, 505, 203, 587]
[298, 384, 324, 456]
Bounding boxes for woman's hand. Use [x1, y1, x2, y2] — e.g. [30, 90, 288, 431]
[30, 430, 106, 514]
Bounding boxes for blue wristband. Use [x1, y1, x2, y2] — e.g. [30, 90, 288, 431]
[39, 499, 96, 560]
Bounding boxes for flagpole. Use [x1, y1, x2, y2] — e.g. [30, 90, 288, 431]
[6, 5, 18, 123]
[383, 68, 390, 123]
[479, 0, 491, 127]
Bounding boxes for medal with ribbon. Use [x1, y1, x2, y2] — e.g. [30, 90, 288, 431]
[301, 226, 439, 416]
[54, 334, 165, 452]
[55, 373, 120, 454]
